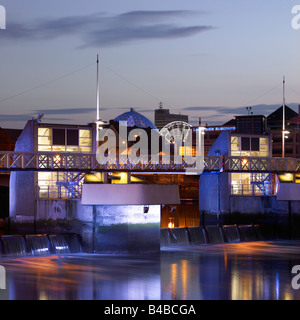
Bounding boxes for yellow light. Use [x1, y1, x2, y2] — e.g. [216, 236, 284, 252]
[278, 173, 294, 182]
[168, 221, 175, 229]
[54, 155, 61, 163]
[242, 159, 248, 166]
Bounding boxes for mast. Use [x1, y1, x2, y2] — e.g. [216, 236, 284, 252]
[282, 76, 285, 158]
[96, 54, 100, 121]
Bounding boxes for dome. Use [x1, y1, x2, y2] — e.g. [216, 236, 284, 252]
[114, 108, 157, 129]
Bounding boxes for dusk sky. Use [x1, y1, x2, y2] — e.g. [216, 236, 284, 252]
[0, 0, 300, 129]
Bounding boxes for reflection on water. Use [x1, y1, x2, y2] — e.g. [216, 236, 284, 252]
[3, 255, 161, 300]
[1, 241, 300, 300]
[161, 241, 300, 300]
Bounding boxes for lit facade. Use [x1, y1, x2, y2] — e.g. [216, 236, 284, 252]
[198, 115, 277, 216]
[36, 124, 93, 199]
[229, 134, 274, 196]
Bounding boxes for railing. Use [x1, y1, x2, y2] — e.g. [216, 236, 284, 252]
[0, 151, 299, 173]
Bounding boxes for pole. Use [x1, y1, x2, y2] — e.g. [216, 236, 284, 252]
[96, 54, 100, 122]
[282, 76, 285, 158]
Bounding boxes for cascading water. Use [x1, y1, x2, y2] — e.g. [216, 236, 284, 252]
[205, 225, 224, 244]
[1, 236, 28, 257]
[237, 225, 258, 242]
[48, 235, 70, 254]
[222, 225, 240, 243]
[160, 224, 269, 247]
[25, 234, 51, 256]
[0, 234, 82, 258]
[188, 226, 207, 245]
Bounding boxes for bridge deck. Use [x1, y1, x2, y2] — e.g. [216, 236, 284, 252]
[0, 151, 299, 173]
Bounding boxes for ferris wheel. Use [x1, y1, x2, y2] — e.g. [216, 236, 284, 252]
[159, 121, 192, 144]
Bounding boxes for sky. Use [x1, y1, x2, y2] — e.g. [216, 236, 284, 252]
[0, 0, 300, 129]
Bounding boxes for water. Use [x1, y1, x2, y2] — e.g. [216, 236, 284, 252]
[0, 234, 81, 258]
[1, 236, 27, 257]
[25, 234, 52, 256]
[1, 240, 300, 300]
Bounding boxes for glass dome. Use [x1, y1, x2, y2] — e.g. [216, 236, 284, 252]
[114, 108, 157, 129]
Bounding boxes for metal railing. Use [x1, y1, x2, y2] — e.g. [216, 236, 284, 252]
[0, 151, 299, 173]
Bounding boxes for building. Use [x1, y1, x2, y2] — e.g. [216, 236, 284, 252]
[191, 119, 236, 156]
[198, 114, 275, 219]
[266, 105, 300, 158]
[9, 111, 179, 253]
[0, 128, 22, 151]
[154, 102, 188, 130]
[0, 127, 22, 219]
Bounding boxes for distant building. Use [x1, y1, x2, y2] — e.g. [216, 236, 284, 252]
[191, 120, 236, 156]
[266, 105, 300, 158]
[235, 115, 266, 135]
[154, 102, 188, 130]
[0, 128, 22, 151]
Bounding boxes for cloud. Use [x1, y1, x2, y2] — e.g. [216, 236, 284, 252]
[183, 103, 299, 117]
[32, 107, 97, 115]
[2, 11, 214, 47]
[0, 114, 33, 122]
[0, 114, 71, 122]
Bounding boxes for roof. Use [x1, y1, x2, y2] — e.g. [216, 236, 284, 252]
[114, 108, 157, 129]
[267, 105, 298, 129]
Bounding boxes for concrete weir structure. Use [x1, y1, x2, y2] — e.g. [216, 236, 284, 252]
[81, 184, 180, 253]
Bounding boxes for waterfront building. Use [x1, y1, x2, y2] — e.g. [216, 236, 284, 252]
[266, 105, 300, 158]
[9, 111, 180, 253]
[199, 114, 275, 217]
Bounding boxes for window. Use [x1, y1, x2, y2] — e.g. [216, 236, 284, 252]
[231, 135, 269, 157]
[38, 127, 92, 153]
[53, 129, 65, 145]
[241, 137, 250, 151]
[67, 129, 79, 146]
[251, 138, 259, 151]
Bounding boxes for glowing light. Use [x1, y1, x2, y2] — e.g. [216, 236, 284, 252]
[168, 222, 175, 229]
[168, 217, 175, 229]
[241, 159, 248, 166]
[54, 155, 61, 163]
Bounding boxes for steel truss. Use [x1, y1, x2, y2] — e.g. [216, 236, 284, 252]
[0, 151, 299, 173]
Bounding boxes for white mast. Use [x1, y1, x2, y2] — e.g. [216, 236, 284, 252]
[282, 76, 285, 158]
[96, 54, 100, 121]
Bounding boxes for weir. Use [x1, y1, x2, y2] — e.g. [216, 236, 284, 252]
[160, 224, 269, 247]
[0, 233, 81, 258]
[0, 225, 267, 257]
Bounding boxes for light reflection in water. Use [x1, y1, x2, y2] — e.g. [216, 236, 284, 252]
[161, 241, 300, 300]
[1, 241, 300, 300]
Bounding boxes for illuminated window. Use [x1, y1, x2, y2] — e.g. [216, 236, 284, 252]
[38, 128, 51, 150]
[230, 135, 269, 157]
[38, 127, 92, 153]
[179, 146, 195, 156]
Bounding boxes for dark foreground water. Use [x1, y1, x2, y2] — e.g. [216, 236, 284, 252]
[1, 240, 300, 300]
